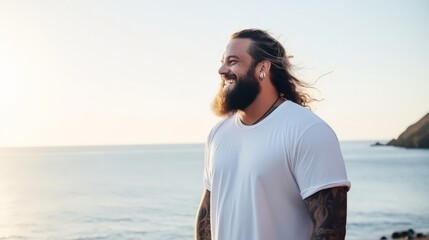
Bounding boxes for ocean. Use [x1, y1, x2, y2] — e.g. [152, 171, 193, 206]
[0, 141, 428, 240]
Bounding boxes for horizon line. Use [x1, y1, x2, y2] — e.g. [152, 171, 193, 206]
[0, 139, 392, 149]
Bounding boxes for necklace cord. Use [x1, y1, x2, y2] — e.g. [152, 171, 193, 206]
[252, 96, 280, 125]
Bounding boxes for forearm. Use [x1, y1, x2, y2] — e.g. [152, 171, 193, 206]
[304, 187, 348, 240]
[195, 190, 211, 240]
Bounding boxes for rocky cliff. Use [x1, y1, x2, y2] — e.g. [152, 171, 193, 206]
[387, 112, 429, 148]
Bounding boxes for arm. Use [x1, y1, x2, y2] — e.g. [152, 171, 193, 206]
[303, 186, 348, 240]
[195, 189, 211, 240]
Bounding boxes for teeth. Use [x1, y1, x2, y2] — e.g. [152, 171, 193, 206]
[225, 79, 235, 85]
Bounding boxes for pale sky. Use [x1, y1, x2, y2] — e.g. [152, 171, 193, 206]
[0, 0, 428, 147]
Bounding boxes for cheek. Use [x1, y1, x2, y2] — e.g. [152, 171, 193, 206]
[230, 64, 248, 75]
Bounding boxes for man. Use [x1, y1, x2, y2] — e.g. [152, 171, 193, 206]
[195, 29, 351, 240]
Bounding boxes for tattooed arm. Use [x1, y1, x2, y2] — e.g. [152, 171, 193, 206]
[195, 189, 211, 240]
[303, 187, 348, 240]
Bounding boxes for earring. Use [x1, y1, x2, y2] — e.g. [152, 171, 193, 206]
[259, 71, 266, 80]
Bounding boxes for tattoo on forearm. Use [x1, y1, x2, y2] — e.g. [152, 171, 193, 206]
[304, 187, 348, 240]
[196, 190, 211, 240]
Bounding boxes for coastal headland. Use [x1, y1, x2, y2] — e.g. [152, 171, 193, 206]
[372, 112, 429, 148]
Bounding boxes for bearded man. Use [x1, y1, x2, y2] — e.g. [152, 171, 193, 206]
[195, 29, 351, 240]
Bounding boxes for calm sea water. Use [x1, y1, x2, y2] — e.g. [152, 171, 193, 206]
[0, 141, 428, 240]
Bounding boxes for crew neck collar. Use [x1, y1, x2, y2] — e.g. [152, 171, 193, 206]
[235, 100, 290, 129]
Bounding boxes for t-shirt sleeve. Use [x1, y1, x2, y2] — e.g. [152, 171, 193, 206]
[202, 127, 215, 191]
[203, 139, 212, 191]
[292, 122, 351, 199]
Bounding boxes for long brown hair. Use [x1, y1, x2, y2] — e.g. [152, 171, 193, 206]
[231, 29, 313, 107]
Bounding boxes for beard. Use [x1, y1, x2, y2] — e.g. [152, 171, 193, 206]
[212, 67, 261, 117]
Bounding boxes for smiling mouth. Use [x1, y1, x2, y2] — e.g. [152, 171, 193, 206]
[222, 74, 237, 85]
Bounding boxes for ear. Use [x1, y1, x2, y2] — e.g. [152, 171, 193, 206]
[256, 60, 271, 79]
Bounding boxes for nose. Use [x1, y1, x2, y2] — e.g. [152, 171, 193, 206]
[218, 63, 229, 75]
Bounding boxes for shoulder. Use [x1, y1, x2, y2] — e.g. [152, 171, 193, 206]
[206, 115, 235, 144]
[283, 101, 323, 122]
[276, 102, 341, 159]
[277, 101, 329, 136]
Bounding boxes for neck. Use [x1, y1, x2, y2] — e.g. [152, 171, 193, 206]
[239, 92, 284, 125]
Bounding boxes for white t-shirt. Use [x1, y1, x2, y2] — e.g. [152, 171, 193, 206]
[203, 100, 351, 240]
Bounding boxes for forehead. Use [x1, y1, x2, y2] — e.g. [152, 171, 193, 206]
[223, 38, 252, 60]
